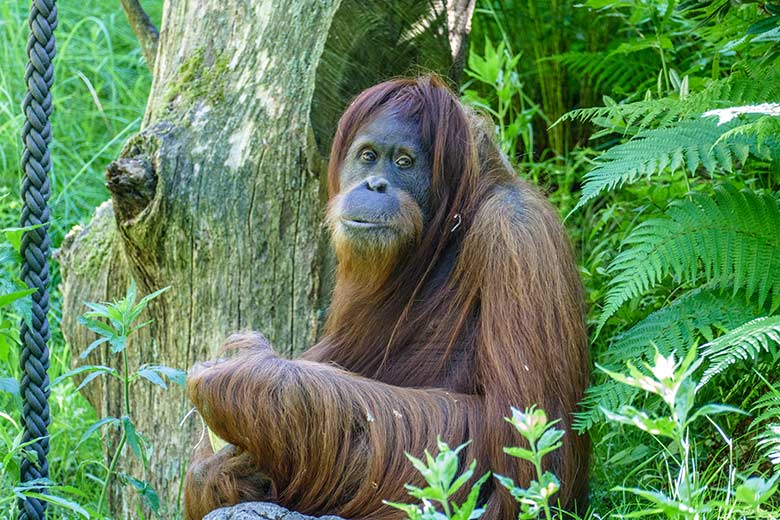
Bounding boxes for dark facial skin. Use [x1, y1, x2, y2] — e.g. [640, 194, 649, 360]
[335, 109, 431, 241]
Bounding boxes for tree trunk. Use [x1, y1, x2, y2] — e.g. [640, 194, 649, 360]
[58, 0, 475, 516]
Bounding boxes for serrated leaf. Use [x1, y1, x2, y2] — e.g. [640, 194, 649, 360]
[122, 416, 142, 460]
[80, 337, 109, 359]
[79, 417, 120, 446]
[124, 474, 161, 513]
[136, 367, 167, 389]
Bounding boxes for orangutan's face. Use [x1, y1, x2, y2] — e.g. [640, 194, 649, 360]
[328, 109, 431, 256]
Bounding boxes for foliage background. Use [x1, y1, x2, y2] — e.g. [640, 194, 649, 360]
[1, 0, 779, 517]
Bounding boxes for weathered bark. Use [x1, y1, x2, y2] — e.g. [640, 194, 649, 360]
[58, 0, 475, 516]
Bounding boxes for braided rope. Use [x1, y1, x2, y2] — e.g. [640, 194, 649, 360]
[19, 1, 57, 519]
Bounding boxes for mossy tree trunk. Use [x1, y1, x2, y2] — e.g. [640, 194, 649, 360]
[57, 0, 475, 516]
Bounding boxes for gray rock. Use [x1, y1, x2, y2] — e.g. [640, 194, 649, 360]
[203, 502, 345, 520]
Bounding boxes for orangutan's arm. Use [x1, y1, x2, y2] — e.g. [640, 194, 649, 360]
[186, 344, 480, 519]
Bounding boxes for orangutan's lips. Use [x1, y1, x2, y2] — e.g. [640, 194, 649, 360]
[341, 218, 390, 229]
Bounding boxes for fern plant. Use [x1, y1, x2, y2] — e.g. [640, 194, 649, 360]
[752, 384, 780, 467]
[596, 184, 780, 333]
[570, 0, 780, 459]
[565, 74, 780, 213]
[698, 317, 780, 386]
[572, 120, 761, 213]
[580, 184, 780, 429]
[560, 67, 780, 133]
[574, 289, 760, 430]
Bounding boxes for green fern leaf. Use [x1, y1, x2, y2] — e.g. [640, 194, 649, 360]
[716, 114, 780, 157]
[752, 387, 780, 427]
[563, 67, 780, 213]
[574, 381, 641, 432]
[559, 68, 780, 132]
[699, 316, 780, 386]
[597, 184, 780, 333]
[574, 289, 759, 431]
[601, 289, 760, 365]
[756, 425, 780, 467]
[752, 385, 780, 466]
[572, 119, 755, 213]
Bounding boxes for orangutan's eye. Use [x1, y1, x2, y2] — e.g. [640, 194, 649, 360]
[396, 155, 413, 169]
[360, 149, 377, 162]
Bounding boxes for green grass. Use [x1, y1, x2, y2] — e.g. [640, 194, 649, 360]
[0, 1, 157, 517]
[0, 0, 157, 240]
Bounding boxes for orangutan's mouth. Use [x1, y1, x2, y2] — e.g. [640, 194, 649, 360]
[340, 218, 392, 229]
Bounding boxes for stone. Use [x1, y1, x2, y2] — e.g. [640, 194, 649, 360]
[203, 502, 345, 520]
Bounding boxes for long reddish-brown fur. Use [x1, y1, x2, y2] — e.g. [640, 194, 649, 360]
[184, 76, 589, 520]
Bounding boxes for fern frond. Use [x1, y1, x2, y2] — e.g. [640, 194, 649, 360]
[574, 289, 760, 431]
[715, 114, 780, 158]
[751, 385, 780, 466]
[752, 387, 780, 426]
[573, 381, 641, 432]
[558, 50, 658, 96]
[756, 425, 780, 467]
[699, 316, 780, 386]
[561, 96, 679, 130]
[572, 118, 755, 213]
[597, 184, 780, 332]
[565, 67, 780, 212]
[601, 289, 760, 365]
[559, 68, 780, 130]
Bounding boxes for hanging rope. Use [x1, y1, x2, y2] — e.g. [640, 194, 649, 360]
[19, 0, 57, 519]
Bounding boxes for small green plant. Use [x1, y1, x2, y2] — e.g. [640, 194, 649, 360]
[0, 223, 102, 518]
[388, 409, 568, 520]
[496, 406, 563, 520]
[462, 37, 540, 161]
[54, 280, 183, 517]
[384, 438, 490, 520]
[601, 348, 779, 518]
[0, 225, 37, 397]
